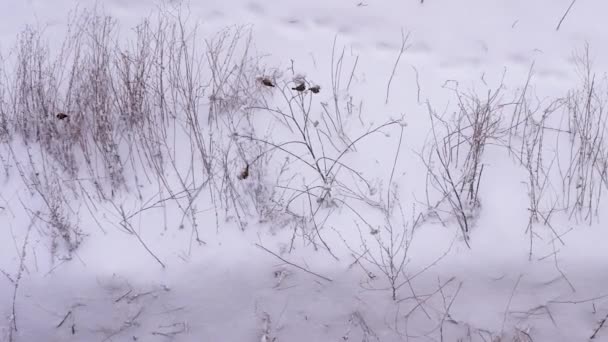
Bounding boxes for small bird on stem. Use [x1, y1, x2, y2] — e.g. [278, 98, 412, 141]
[237, 163, 250, 180]
[56, 112, 68, 120]
[309, 85, 321, 94]
[260, 77, 275, 87]
[292, 83, 306, 92]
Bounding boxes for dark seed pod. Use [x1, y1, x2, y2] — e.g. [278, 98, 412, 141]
[309, 85, 321, 94]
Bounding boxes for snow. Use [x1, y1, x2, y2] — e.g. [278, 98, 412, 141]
[2, 0, 608, 341]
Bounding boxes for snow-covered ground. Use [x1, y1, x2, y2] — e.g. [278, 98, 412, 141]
[2, 0, 608, 341]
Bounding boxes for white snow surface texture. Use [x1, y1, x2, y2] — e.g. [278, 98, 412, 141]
[1, 0, 608, 341]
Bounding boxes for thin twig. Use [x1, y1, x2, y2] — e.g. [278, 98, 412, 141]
[501, 274, 523, 334]
[556, 0, 578, 31]
[385, 29, 410, 104]
[591, 312, 608, 339]
[114, 203, 166, 268]
[387, 126, 405, 214]
[412, 65, 422, 104]
[1, 269, 15, 285]
[9, 217, 36, 341]
[115, 289, 133, 303]
[255, 243, 332, 282]
[56, 310, 73, 328]
[550, 293, 608, 305]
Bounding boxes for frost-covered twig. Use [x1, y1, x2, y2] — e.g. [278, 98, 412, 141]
[591, 312, 608, 340]
[8, 216, 35, 341]
[255, 243, 332, 282]
[385, 29, 410, 104]
[113, 202, 166, 268]
[556, 0, 578, 31]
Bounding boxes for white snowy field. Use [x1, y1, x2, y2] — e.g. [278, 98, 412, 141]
[1, 0, 608, 341]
